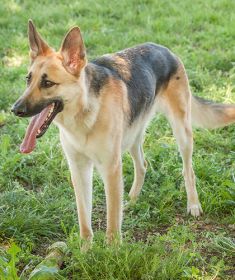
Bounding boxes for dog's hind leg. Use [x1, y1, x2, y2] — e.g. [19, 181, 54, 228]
[160, 65, 202, 217]
[168, 108, 202, 216]
[128, 134, 147, 202]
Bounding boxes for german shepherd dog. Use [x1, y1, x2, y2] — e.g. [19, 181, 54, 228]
[12, 20, 235, 244]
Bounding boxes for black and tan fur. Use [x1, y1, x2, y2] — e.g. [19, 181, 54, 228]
[12, 21, 235, 245]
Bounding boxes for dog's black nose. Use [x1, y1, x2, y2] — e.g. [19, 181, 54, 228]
[11, 101, 27, 117]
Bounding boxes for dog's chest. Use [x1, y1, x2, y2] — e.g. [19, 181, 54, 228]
[58, 123, 113, 165]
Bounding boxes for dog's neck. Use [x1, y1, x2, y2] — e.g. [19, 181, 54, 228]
[54, 68, 100, 134]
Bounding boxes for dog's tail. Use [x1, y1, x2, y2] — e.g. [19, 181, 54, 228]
[191, 95, 235, 129]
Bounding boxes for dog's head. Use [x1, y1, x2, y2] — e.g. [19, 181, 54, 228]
[12, 20, 87, 153]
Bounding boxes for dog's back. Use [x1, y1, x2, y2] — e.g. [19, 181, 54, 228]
[86, 43, 179, 123]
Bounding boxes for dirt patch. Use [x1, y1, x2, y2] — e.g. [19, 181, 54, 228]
[131, 225, 170, 242]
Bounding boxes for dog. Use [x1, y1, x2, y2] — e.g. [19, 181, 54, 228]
[12, 20, 235, 244]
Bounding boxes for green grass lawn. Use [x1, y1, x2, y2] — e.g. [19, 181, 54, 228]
[0, 0, 235, 279]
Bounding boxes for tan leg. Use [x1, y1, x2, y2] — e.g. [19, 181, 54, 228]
[60, 134, 93, 242]
[128, 137, 147, 202]
[69, 156, 94, 240]
[159, 64, 203, 217]
[98, 158, 123, 243]
[169, 115, 202, 216]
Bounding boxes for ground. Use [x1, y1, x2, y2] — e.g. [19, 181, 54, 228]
[0, 0, 234, 279]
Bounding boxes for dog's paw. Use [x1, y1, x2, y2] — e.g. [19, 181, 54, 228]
[128, 189, 139, 203]
[187, 203, 203, 217]
[81, 238, 92, 252]
[124, 199, 136, 211]
[106, 232, 122, 246]
[128, 196, 138, 204]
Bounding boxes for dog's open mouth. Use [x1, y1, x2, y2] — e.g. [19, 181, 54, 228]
[20, 100, 63, 154]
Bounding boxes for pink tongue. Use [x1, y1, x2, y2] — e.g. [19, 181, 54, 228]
[20, 104, 53, 154]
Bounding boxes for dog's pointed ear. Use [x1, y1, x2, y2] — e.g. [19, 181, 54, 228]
[60, 27, 87, 76]
[28, 19, 52, 60]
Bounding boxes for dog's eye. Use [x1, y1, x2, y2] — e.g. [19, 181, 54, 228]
[41, 80, 56, 88]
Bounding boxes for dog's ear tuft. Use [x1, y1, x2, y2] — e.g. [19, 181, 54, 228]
[28, 19, 52, 61]
[60, 27, 87, 76]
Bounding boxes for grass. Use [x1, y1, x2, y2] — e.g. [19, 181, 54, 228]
[0, 0, 235, 279]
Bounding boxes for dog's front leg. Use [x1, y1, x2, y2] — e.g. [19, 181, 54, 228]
[99, 158, 123, 244]
[60, 135, 93, 244]
[69, 155, 93, 244]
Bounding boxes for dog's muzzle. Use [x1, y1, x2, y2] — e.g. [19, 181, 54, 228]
[11, 99, 28, 117]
